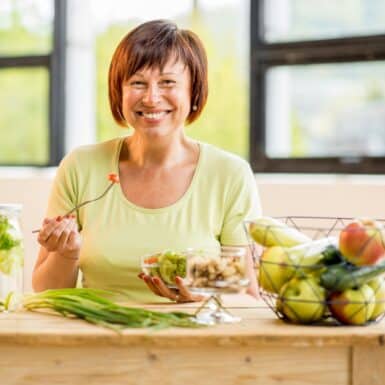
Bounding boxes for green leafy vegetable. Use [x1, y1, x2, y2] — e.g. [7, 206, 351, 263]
[9, 288, 201, 332]
[0, 215, 20, 251]
[0, 247, 24, 275]
[0, 215, 23, 275]
[159, 251, 187, 285]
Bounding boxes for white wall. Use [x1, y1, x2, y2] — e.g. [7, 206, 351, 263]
[257, 174, 385, 218]
[1, 172, 384, 292]
[0, 171, 53, 292]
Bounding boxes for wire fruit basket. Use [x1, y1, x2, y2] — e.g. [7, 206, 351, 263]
[244, 216, 385, 326]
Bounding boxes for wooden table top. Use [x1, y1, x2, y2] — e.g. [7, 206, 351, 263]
[1, 294, 385, 348]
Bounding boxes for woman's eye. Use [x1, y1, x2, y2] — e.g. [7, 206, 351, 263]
[161, 80, 175, 86]
[130, 81, 146, 88]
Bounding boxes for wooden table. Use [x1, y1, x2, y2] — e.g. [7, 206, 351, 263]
[1, 295, 385, 385]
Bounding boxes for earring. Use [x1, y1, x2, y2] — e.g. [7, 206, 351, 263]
[192, 105, 198, 111]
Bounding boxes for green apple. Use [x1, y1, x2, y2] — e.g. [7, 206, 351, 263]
[328, 284, 375, 325]
[259, 246, 297, 293]
[367, 276, 385, 321]
[278, 276, 326, 324]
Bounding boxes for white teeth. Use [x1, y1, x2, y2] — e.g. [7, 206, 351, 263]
[142, 111, 166, 119]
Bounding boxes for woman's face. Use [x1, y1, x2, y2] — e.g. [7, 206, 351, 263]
[121, 58, 191, 138]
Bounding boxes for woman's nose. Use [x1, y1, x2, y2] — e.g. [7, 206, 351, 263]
[142, 84, 161, 105]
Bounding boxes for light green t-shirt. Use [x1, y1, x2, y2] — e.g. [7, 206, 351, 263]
[46, 137, 262, 302]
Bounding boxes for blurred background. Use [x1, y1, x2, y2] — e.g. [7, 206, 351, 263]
[1, 0, 385, 290]
[0, 0, 250, 165]
[1, 0, 384, 170]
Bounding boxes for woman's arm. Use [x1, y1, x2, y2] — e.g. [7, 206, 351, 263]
[32, 216, 81, 292]
[32, 248, 79, 291]
[245, 246, 260, 298]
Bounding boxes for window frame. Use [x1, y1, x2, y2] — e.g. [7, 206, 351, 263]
[250, 0, 385, 174]
[0, 0, 66, 166]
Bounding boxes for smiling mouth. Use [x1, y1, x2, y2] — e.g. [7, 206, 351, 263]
[136, 110, 172, 119]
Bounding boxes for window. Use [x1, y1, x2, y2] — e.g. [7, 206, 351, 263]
[250, 0, 385, 173]
[0, 0, 66, 166]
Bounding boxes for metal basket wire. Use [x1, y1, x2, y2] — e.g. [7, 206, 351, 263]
[244, 216, 385, 326]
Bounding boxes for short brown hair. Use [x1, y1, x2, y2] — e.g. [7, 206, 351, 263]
[108, 20, 208, 127]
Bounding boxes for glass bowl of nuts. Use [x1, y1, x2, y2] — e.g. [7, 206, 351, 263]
[184, 246, 249, 294]
[183, 246, 249, 325]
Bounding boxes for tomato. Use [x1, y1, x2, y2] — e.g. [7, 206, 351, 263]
[107, 173, 120, 184]
[144, 256, 159, 264]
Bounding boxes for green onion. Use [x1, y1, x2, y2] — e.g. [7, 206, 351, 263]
[5, 288, 201, 332]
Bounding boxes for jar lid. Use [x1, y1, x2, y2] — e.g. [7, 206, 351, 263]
[0, 204, 22, 214]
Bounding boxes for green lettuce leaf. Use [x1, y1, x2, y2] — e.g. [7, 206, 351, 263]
[0, 215, 23, 275]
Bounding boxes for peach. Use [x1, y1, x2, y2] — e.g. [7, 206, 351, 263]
[339, 219, 385, 266]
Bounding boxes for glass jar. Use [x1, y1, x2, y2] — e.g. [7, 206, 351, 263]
[184, 246, 249, 325]
[184, 246, 249, 295]
[0, 204, 24, 311]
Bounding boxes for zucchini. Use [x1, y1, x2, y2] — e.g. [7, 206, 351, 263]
[320, 260, 385, 291]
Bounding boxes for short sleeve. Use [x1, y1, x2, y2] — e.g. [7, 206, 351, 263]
[45, 151, 80, 219]
[220, 162, 262, 246]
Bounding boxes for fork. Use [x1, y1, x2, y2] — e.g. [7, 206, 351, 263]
[32, 173, 119, 234]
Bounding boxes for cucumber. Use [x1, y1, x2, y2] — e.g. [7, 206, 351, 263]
[320, 260, 385, 291]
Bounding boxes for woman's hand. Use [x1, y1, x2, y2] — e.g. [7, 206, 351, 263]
[138, 273, 206, 303]
[37, 215, 81, 260]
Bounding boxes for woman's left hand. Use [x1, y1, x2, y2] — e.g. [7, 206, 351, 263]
[138, 273, 206, 303]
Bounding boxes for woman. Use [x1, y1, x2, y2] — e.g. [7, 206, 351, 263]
[32, 20, 261, 303]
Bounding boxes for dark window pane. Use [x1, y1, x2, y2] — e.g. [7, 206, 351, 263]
[263, 0, 385, 42]
[0, 68, 49, 164]
[265, 61, 385, 158]
[0, 0, 53, 55]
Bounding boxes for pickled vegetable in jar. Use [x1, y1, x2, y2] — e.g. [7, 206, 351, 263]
[0, 204, 24, 310]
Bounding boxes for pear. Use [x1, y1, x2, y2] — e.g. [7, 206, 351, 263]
[367, 276, 385, 321]
[258, 246, 297, 293]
